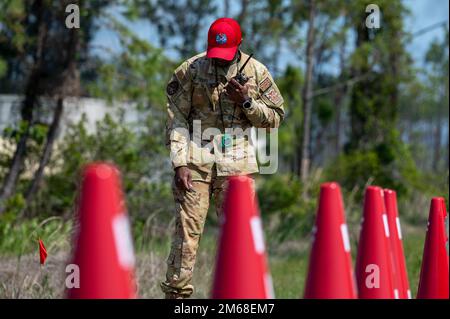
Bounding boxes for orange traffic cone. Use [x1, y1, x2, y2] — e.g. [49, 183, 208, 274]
[417, 197, 449, 299]
[304, 182, 357, 299]
[384, 189, 411, 299]
[211, 176, 273, 299]
[356, 186, 395, 298]
[67, 163, 137, 299]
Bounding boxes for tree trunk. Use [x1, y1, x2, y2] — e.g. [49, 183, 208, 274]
[432, 108, 443, 171]
[224, 0, 230, 17]
[0, 0, 46, 214]
[445, 137, 449, 171]
[445, 79, 449, 171]
[24, 98, 64, 210]
[334, 88, 344, 155]
[237, 0, 250, 26]
[23, 4, 80, 214]
[334, 27, 348, 156]
[299, 0, 316, 183]
[0, 123, 31, 206]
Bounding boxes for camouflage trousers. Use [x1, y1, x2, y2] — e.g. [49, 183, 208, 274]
[160, 170, 229, 298]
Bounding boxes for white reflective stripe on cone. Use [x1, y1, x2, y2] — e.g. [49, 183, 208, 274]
[382, 214, 390, 237]
[394, 289, 399, 299]
[250, 216, 265, 254]
[112, 214, 136, 268]
[265, 273, 275, 299]
[396, 217, 403, 240]
[340, 224, 351, 253]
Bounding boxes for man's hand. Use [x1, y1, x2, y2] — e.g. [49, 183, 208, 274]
[225, 78, 249, 105]
[175, 166, 193, 191]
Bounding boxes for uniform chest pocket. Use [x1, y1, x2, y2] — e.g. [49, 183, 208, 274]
[192, 84, 210, 109]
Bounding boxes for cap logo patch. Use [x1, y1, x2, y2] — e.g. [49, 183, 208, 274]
[216, 33, 227, 45]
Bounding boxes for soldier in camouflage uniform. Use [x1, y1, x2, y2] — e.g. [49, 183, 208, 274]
[161, 17, 285, 299]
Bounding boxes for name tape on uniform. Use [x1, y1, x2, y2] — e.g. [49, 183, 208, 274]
[259, 77, 272, 92]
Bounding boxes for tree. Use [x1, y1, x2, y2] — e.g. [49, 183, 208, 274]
[340, 0, 415, 193]
[277, 65, 303, 173]
[0, 0, 47, 213]
[0, 0, 109, 214]
[299, 0, 316, 183]
[424, 29, 449, 172]
[125, 0, 218, 60]
[290, 0, 345, 183]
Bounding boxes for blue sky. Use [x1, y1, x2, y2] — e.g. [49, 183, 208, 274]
[404, 0, 449, 65]
[93, 0, 449, 72]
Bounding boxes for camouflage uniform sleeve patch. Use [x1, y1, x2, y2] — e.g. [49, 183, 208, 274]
[175, 67, 191, 89]
[166, 80, 180, 96]
[259, 77, 272, 93]
[264, 87, 283, 105]
[175, 68, 185, 82]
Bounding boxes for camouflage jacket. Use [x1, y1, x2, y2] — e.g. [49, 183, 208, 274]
[165, 51, 285, 181]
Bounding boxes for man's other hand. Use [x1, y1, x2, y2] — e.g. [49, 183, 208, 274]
[175, 166, 193, 191]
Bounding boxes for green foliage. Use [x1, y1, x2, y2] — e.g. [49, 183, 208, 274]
[326, 127, 441, 205]
[316, 97, 333, 126]
[327, 150, 381, 191]
[88, 27, 171, 108]
[0, 216, 70, 255]
[0, 58, 6, 77]
[1, 193, 25, 218]
[1, 120, 49, 156]
[0, 0, 27, 56]
[24, 110, 172, 221]
[0, 0, 109, 93]
[257, 174, 317, 244]
[277, 65, 303, 169]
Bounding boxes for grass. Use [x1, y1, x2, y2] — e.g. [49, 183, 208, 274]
[401, 225, 426, 294]
[0, 214, 429, 299]
[268, 222, 427, 298]
[270, 254, 308, 298]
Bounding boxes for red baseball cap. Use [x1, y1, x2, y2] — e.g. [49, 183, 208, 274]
[207, 18, 242, 61]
